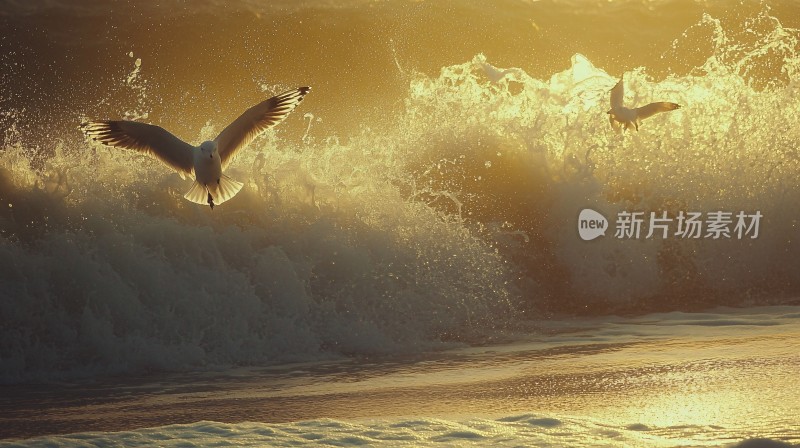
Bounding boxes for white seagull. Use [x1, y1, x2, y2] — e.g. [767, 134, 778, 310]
[607, 76, 680, 131]
[81, 86, 310, 209]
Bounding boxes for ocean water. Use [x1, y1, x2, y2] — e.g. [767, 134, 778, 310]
[2, 307, 798, 446]
[1, 0, 799, 446]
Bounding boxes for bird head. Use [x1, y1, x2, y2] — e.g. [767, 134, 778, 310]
[200, 141, 217, 159]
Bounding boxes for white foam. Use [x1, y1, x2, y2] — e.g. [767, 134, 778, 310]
[3, 415, 796, 447]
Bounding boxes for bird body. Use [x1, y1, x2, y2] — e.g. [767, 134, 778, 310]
[81, 87, 310, 209]
[182, 140, 241, 209]
[607, 76, 680, 131]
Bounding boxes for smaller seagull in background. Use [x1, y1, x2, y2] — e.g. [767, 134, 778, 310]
[81, 87, 310, 209]
[607, 76, 680, 131]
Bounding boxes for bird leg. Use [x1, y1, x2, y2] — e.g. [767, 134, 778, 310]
[206, 188, 215, 210]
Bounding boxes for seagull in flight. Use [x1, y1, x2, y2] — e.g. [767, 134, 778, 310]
[607, 76, 680, 131]
[81, 87, 310, 209]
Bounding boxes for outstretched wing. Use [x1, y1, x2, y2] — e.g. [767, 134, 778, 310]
[215, 86, 311, 169]
[610, 77, 624, 109]
[81, 120, 194, 175]
[636, 102, 681, 120]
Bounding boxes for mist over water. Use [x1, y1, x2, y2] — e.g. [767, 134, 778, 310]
[1, 0, 799, 384]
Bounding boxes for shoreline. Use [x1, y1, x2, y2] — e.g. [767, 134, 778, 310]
[3, 307, 798, 443]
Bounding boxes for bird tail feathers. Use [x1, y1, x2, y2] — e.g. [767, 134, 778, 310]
[215, 174, 243, 205]
[183, 175, 243, 207]
[184, 181, 209, 205]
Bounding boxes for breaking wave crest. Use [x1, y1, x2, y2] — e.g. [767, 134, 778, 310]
[1, 4, 799, 383]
